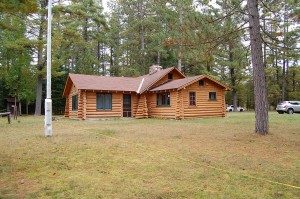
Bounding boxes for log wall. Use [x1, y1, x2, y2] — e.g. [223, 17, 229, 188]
[84, 91, 139, 119]
[147, 78, 226, 119]
[181, 79, 226, 118]
[131, 94, 138, 118]
[68, 84, 79, 118]
[64, 96, 69, 117]
[147, 92, 177, 119]
[85, 91, 122, 118]
[65, 83, 139, 119]
[65, 78, 226, 120]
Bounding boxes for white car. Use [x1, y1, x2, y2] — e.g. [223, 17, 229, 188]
[276, 101, 300, 114]
[226, 105, 245, 112]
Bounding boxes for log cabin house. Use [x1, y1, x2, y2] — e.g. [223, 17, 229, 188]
[63, 65, 231, 119]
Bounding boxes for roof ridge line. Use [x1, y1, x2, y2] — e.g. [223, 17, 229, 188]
[136, 78, 145, 94]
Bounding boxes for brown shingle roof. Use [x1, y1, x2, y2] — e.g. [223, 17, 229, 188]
[63, 68, 230, 96]
[68, 74, 141, 92]
[150, 75, 203, 91]
[138, 67, 182, 93]
[150, 75, 231, 91]
[63, 67, 185, 96]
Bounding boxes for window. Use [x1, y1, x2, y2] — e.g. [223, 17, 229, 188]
[189, 92, 196, 106]
[157, 92, 170, 106]
[168, 73, 173, 80]
[209, 92, 217, 100]
[97, 93, 112, 110]
[199, 80, 204, 86]
[72, 95, 78, 111]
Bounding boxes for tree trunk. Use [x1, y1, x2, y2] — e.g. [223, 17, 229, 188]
[157, 51, 161, 65]
[138, 1, 146, 73]
[247, 0, 268, 134]
[84, 18, 88, 42]
[275, 48, 279, 84]
[283, 3, 289, 99]
[19, 101, 22, 116]
[177, 0, 183, 71]
[34, 7, 46, 116]
[110, 46, 114, 67]
[282, 57, 286, 100]
[35, 76, 43, 116]
[97, 40, 101, 74]
[206, 61, 211, 72]
[263, 12, 267, 68]
[229, 43, 237, 111]
[141, 24, 145, 73]
[292, 69, 295, 92]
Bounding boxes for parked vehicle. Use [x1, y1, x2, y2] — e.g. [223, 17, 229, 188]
[276, 101, 300, 114]
[226, 105, 245, 112]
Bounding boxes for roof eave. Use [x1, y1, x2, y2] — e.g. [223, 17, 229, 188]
[202, 75, 232, 91]
[177, 75, 231, 91]
[62, 75, 72, 96]
[139, 67, 185, 94]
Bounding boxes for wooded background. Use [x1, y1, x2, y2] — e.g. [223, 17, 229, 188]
[0, 0, 299, 115]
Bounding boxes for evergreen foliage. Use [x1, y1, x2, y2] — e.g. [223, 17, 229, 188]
[0, 0, 299, 116]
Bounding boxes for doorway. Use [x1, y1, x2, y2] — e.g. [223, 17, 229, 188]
[123, 94, 132, 117]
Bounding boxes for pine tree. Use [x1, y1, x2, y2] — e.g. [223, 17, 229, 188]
[247, 0, 269, 134]
[0, 0, 38, 112]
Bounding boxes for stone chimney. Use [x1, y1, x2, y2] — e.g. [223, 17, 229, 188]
[149, 64, 162, 75]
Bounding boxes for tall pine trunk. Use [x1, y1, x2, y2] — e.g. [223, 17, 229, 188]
[35, 76, 43, 116]
[138, 1, 146, 74]
[229, 43, 237, 111]
[247, 0, 268, 134]
[157, 51, 161, 65]
[177, 0, 183, 71]
[34, 5, 46, 116]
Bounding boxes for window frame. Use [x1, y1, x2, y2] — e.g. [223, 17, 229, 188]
[96, 93, 112, 110]
[189, 91, 196, 106]
[209, 92, 217, 100]
[199, 80, 204, 86]
[157, 92, 171, 107]
[168, 73, 173, 80]
[72, 94, 78, 111]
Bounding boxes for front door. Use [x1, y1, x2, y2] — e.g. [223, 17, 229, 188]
[123, 94, 132, 117]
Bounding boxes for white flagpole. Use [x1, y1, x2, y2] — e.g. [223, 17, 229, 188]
[45, 0, 52, 137]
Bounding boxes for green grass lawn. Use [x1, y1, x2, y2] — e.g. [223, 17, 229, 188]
[0, 112, 299, 198]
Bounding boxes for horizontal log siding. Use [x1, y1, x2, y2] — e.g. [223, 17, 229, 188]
[68, 84, 79, 118]
[131, 94, 138, 118]
[82, 91, 87, 119]
[64, 96, 69, 117]
[175, 90, 183, 119]
[182, 79, 226, 118]
[148, 92, 177, 119]
[77, 91, 82, 118]
[85, 91, 122, 118]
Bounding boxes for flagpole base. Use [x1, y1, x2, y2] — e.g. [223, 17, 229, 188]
[45, 98, 52, 137]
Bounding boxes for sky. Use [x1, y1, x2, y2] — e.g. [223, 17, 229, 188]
[102, 0, 109, 12]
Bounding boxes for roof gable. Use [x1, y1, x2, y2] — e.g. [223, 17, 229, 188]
[138, 67, 185, 93]
[149, 75, 231, 92]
